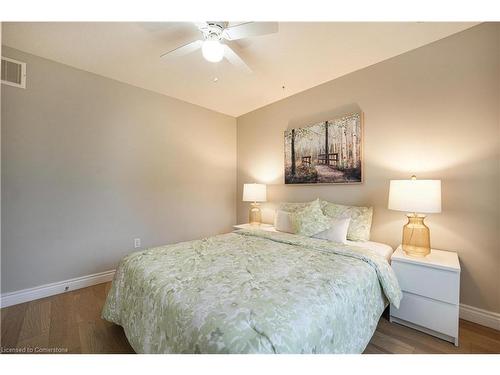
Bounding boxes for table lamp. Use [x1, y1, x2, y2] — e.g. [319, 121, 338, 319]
[243, 183, 267, 225]
[388, 176, 441, 257]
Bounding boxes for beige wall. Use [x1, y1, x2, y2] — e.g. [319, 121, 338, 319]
[1, 47, 236, 293]
[237, 23, 500, 313]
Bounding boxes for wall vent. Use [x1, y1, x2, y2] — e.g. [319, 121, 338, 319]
[1, 56, 26, 89]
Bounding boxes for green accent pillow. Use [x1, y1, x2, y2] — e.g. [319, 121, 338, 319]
[320, 200, 373, 241]
[291, 199, 331, 237]
[278, 201, 314, 213]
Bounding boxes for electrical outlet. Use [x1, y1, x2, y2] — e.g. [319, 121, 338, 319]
[134, 238, 141, 248]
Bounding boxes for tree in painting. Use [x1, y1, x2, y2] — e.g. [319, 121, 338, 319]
[284, 113, 362, 184]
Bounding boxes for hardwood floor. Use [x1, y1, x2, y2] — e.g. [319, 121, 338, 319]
[1, 283, 133, 354]
[1, 282, 499, 354]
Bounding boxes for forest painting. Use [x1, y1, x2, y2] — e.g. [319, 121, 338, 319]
[284, 112, 362, 184]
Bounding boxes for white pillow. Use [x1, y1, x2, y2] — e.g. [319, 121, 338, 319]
[274, 209, 295, 233]
[313, 217, 351, 244]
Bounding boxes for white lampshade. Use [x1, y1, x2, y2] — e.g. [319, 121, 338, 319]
[243, 183, 267, 202]
[388, 178, 441, 214]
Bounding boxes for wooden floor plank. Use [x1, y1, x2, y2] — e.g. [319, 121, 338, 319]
[16, 333, 50, 353]
[368, 330, 414, 354]
[48, 291, 81, 353]
[460, 319, 500, 342]
[104, 323, 134, 353]
[376, 317, 470, 354]
[18, 299, 51, 342]
[78, 321, 102, 354]
[1, 281, 498, 354]
[459, 325, 500, 352]
[1, 302, 28, 348]
[363, 343, 390, 354]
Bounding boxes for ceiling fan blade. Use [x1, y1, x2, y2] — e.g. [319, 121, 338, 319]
[223, 45, 252, 74]
[160, 39, 203, 59]
[222, 22, 278, 41]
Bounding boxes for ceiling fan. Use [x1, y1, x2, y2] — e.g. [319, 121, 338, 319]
[160, 22, 279, 73]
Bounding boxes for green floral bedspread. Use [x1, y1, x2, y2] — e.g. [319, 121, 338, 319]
[102, 229, 402, 353]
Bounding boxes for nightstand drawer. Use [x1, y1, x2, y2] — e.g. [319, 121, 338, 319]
[392, 260, 459, 304]
[391, 292, 459, 338]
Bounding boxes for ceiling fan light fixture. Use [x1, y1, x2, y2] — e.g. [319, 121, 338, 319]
[202, 40, 224, 63]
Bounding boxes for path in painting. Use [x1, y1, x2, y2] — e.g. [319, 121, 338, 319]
[315, 165, 347, 183]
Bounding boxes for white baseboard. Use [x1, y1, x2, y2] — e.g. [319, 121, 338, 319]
[0, 269, 116, 308]
[460, 303, 500, 331]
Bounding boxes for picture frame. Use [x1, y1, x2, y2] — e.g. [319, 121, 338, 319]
[284, 112, 364, 185]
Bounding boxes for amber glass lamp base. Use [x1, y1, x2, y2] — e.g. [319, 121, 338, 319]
[249, 202, 262, 226]
[402, 214, 431, 257]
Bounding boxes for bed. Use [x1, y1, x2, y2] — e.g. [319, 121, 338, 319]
[102, 229, 402, 354]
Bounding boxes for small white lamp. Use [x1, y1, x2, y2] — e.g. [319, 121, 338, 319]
[243, 183, 267, 226]
[388, 176, 441, 257]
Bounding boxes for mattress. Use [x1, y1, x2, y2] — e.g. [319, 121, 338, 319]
[102, 229, 402, 353]
[346, 240, 394, 261]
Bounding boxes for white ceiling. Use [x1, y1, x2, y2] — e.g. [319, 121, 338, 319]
[3, 22, 477, 117]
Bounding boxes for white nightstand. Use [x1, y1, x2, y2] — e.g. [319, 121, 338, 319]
[233, 223, 276, 232]
[390, 245, 461, 346]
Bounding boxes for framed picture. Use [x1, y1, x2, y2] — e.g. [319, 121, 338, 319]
[284, 112, 363, 184]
